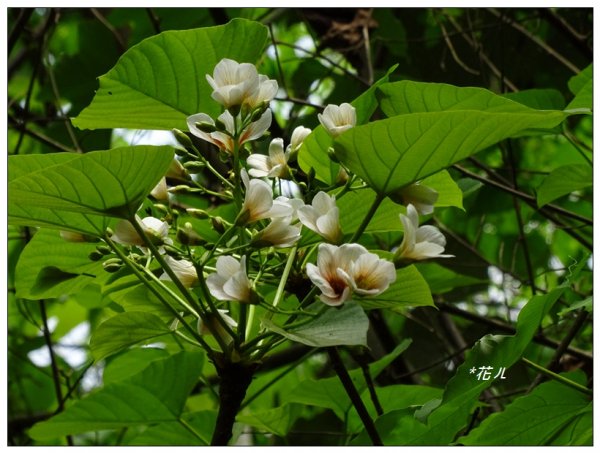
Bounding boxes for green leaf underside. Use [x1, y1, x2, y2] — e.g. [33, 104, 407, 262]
[298, 65, 397, 184]
[73, 19, 269, 131]
[15, 229, 106, 300]
[378, 80, 542, 116]
[8, 146, 174, 236]
[568, 64, 592, 95]
[127, 411, 217, 446]
[335, 109, 567, 195]
[90, 312, 173, 361]
[29, 351, 204, 439]
[262, 301, 369, 347]
[237, 404, 305, 437]
[460, 371, 591, 446]
[536, 163, 593, 207]
[566, 64, 592, 111]
[502, 88, 566, 110]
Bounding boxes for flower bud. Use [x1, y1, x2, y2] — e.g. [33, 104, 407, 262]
[88, 251, 104, 261]
[186, 208, 209, 219]
[176, 223, 205, 246]
[102, 258, 123, 273]
[183, 161, 206, 174]
[194, 122, 217, 133]
[172, 128, 194, 149]
[327, 146, 340, 164]
[162, 244, 182, 258]
[211, 216, 226, 234]
[96, 245, 112, 255]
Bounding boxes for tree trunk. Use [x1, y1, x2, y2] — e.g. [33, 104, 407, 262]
[210, 361, 256, 446]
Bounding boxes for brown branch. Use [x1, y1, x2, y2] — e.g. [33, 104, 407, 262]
[146, 8, 161, 34]
[90, 8, 126, 52]
[8, 8, 34, 56]
[433, 11, 480, 76]
[488, 8, 580, 74]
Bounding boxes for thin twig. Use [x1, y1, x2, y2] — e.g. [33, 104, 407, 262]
[91, 8, 126, 52]
[8, 8, 34, 56]
[433, 11, 480, 75]
[488, 8, 580, 74]
[327, 347, 383, 446]
[146, 8, 161, 34]
[8, 118, 76, 153]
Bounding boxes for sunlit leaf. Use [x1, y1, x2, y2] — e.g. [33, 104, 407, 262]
[89, 312, 174, 361]
[262, 301, 369, 347]
[8, 146, 174, 235]
[73, 19, 269, 131]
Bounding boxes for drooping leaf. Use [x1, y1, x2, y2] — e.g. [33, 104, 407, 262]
[298, 65, 397, 184]
[262, 301, 369, 347]
[89, 312, 174, 361]
[334, 109, 568, 195]
[460, 371, 592, 446]
[536, 163, 592, 207]
[15, 229, 106, 300]
[8, 146, 174, 236]
[357, 265, 433, 311]
[29, 351, 204, 439]
[568, 64, 592, 95]
[420, 170, 463, 209]
[73, 19, 269, 131]
[566, 63, 592, 111]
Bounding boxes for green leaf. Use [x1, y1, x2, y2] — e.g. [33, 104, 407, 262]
[377, 80, 537, 116]
[298, 65, 397, 184]
[127, 411, 217, 446]
[89, 312, 174, 361]
[15, 229, 105, 299]
[9, 146, 174, 235]
[566, 64, 592, 111]
[358, 265, 433, 310]
[338, 189, 404, 234]
[103, 348, 170, 384]
[334, 109, 567, 195]
[502, 88, 566, 110]
[460, 371, 592, 445]
[73, 19, 269, 131]
[420, 170, 464, 209]
[536, 163, 592, 207]
[237, 403, 305, 437]
[262, 301, 369, 347]
[29, 351, 204, 439]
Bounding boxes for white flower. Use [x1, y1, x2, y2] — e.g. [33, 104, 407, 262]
[247, 138, 290, 178]
[206, 58, 259, 108]
[274, 196, 305, 221]
[239, 169, 292, 224]
[287, 126, 311, 159]
[206, 255, 254, 304]
[244, 74, 278, 109]
[150, 177, 169, 202]
[318, 103, 356, 137]
[298, 191, 342, 243]
[160, 256, 198, 288]
[252, 217, 301, 248]
[396, 204, 453, 261]
[306, 243, 396, 306]
[400, 183, 438, 215]
[111, 216, 171, 248]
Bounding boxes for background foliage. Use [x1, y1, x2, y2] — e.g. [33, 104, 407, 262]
[7, 7, 592, 446]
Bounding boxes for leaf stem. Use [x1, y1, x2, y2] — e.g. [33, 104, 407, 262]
[521, 357, 592, 396]
[349, 192, 385, 242]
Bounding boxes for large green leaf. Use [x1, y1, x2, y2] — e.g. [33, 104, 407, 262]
[334, 109, 567, 195]
[89, 312, 174, 361]
[357, 265, 433, 311]
[15, 229, 106, 300]
[29, 351, 204, 439]
[377, 80, 535, 116]
[460, 371, 592, 446]
[298, 65, 397, 184]
[8, 145, 173, 236]
[536, 163, 593, 207]
[262, 301, 369, 347]
[73, 19, 269, 131]
[127, 411, 217, 446]
[502, 88, 566, 110]
[237, 403, 305, 437]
